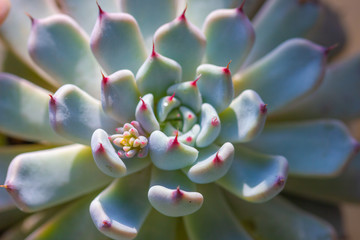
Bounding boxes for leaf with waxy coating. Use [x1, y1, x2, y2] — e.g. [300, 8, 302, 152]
[149, 131, 198, 170]
[49, 84, 119, 145]
[217, 89, 266, 143]
[135, 93, 160, 134]
[28, 14, 102, 98]
[4, 144, 112, 212]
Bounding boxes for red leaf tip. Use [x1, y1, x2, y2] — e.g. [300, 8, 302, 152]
[191, 74, 201, 87]
[324, 43, 339, 56]
[101, 220, 112, 228]
[25, 12, 36, 26]
[96, 1, 105, 17]
[237, 0, 246, 12]
[276, 176, 285, 187]
[168, 92, 176, 101]
[151, 42, 158, 58]
[172, 186, 184, 200]
[213, 152, 222, 165]
[211, 117, 220, 127]
[101, 71, 109, 85]
[223, 60, 232, 74]
[49, 94, 56, 105]
[139, 97, 147, 110]
[97, 143, 105, 153]
[260, 104, 268, 114]
[178, 4, 187, 21]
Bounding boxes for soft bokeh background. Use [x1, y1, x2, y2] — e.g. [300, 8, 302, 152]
[325, 0, 360, 239]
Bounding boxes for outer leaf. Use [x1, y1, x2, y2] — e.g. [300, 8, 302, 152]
[28, 14, 102, 98]
[203, 8, 254, 72]
[154, 12, 206, 81]
[0, 73, 68, 143]
[58, 0, 119, 35]
[217, 146, 288, 202]
[90, 10, 147, 74]
[90, 169, 151, 240]
[217, 89, 266, 143]
[245, 120, 357, 177]
[101, 70, 140, 123]
[183, 184, 252, 240]
[225, 193, 336, 240]
[27, 194, 109, 240]
[0, 0, 59, 86]
[245, 0, 321, 64]
[285, 153, 360, 203]
[273, 54, 360, 120]
[135, 94, 160, 134]
[4, 144, 112, 212]
[49, 84, 119, 145]
[233, 38, 326, 114]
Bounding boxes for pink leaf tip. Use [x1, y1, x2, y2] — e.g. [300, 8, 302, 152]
[172, 186, 184, 200]
[49, 94, 56, 105]
[139, 97, 147, 110]
[237, 0, 246, 12]
[213, 152, 222, 166]
[96, 1, 105, 17]
[324, 43, 339, 56]
[168, 92, 176, 101]
[101, 71, 108, 85]
[223, 60, 232, 74]
[151, 41, 158, 58]
[101, 220, 112, 228]
[260, 104, 268, 114]
[97, 143, 105, 153]
[25, 12, 36, 26]
[191, 74, 201, 87]
[178, 4, 187, 21]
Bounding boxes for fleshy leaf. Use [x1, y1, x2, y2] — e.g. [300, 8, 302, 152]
[90, 9, 147, 74]
[154, 10, 206, 81]
[217, 89, 267, 143]
[49, 84, 119, 145]
[273, 54, 360, 120]
[196, 103, 221, 148]
[135, 94, 160, 134]
[101, 70, 140, 123]
[225, 193, 336, 240]
[285, 153, 360, 203]
[120, 0, 177, 47]
[183, 184, 252, 240]
[179, 106, 197, 132]
[136, 48, 182, 100]
[58, 0, 119, 35]
[0, 0, 59, 86]
[90, 169, 151, 240]
[196, 64, 234, 113]
[245, 0, 321, 64]
[186, 142, 234, 184]
[166, 77, 202, 113]
[226, 194, 336, 240]
[91, 129, 150, 178]
[157, 95, 181, 122]
[135, 209, 178, 240]
[27, 194, 109, 240]
[4, 144, 112, 212]
[217, 146, 288, 202]
[148, 167, 203, 217]
[178, 124, 200, 147]
[149, 131, 198, 170]
[203, 8, 254, 72]
[245, 120, 357, 177]
[233, 38, 326, 114]
[0, 73, 68, 143]
[28, 14, 102, 98]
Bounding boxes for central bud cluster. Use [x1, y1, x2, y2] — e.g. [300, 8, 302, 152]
[109, 122, 149, 158]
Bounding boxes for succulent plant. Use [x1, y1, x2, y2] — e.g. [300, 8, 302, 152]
[0, 0, 360, 239]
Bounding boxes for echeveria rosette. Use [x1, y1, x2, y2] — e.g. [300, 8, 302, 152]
[0, 0, 359, 239]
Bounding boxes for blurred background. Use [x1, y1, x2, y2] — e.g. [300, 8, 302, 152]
[325, 0, 360, 239]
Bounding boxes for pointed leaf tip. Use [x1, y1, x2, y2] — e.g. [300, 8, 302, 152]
[25, 12, 36, 26]
[101, 71, 108, 85]
[191, 74, 201, 87]
[49, 94, 56, 105]
[151, 41, 158, 57]
[178, 4, 187, 21]
[238, 0, 247, 12]
[96, 1, 105, 17]
[223, 60, 232, 74]
[324, 43, 339, 56]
